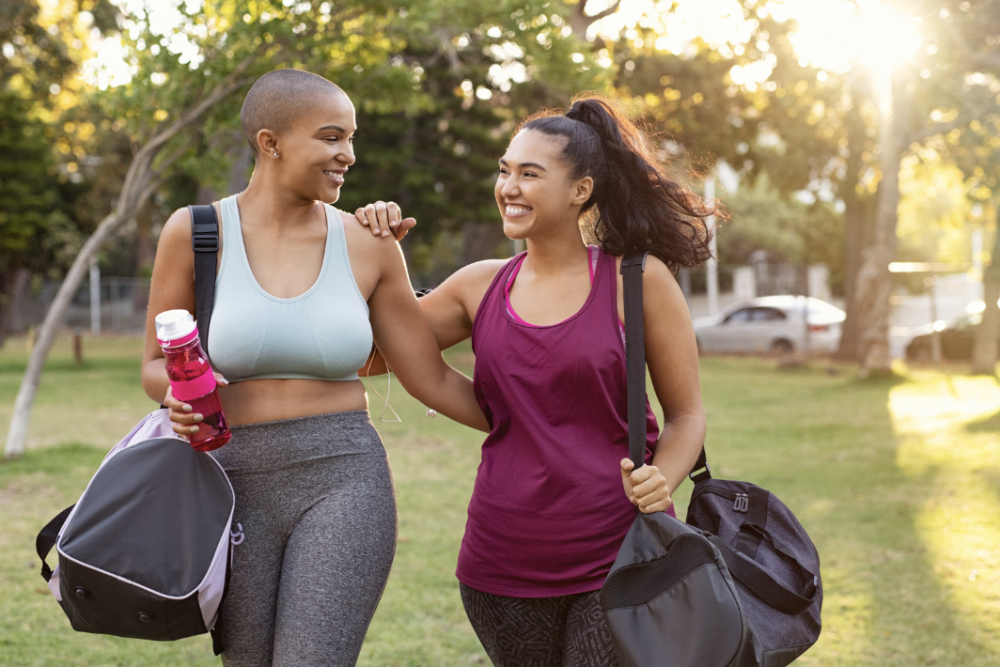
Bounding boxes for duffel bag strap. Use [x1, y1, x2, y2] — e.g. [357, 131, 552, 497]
[621, 253, 649, 470]
[622, 253, 712, 480]
[706, 534, 819, 616]
[189, 204, 219, 355]
[36, 504, 74, 582]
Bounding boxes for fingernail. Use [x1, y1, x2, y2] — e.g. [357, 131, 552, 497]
[220, 379, 229, 386]
[190, 426, 200, 434]
[193, 414, 204, 422]
[182, 405, 192, 413]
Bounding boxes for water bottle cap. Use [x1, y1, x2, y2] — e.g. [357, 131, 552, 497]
[155, 309, 198, 346]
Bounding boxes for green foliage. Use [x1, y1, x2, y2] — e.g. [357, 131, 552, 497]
[719, 176, 844, 291]
[333, 1, 603, 279]
[0, 89, 77, 286]
[720, 176, 842, 262]
[0, 0, 77, 99]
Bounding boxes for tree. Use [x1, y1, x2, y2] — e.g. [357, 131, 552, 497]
[847, 0, 1000, 374]
[0, 89, 75, 345]
[922, 0, 1000, 374]
[0, 0, 105, 345]
[340, 1, 604, 278]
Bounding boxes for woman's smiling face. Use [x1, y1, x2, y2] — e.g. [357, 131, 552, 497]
[273, 91, 357, 204]
[495, 129, 592, 241]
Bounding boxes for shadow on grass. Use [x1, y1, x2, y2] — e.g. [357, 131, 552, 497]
[696, 359, 988, 665]
[963, 408, 1000, 433]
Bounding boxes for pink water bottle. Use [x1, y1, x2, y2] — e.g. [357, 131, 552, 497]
[155, 309, 231, 452]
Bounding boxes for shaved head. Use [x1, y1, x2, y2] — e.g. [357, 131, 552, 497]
[240, 69, 346, 154]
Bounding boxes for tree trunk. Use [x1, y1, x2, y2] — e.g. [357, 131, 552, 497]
[462, 221, 508, 265]
[568, 0, 622, 39]
[833, 197, 873, 362]
[856, 70, 904, 376]
[0, 268, 30, 348]
[2, 209, 136, 457]
[833, 83, 875, 364]
[971, 223, 1000, 374]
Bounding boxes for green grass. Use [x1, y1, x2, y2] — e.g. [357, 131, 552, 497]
[1, 335, 998, 666]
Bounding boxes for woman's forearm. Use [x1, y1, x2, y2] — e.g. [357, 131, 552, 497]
[141, 357, 170, 405]
[396, 360, 489, 432]
[651, 413, 707, 496]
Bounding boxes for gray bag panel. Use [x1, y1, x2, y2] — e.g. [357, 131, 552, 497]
[601, 513, 753, 667]
[604, 564, 745, 667]
[59, 438, 234, 597]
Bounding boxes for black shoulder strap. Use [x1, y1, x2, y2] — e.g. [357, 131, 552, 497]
[621, 252, 710, 477]
[189, 204, 219, 354]
[621, 253, 650, 470]
[36, 504, 75, 582]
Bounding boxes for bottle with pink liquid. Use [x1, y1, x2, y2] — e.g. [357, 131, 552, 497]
[155, 309, 231, 452]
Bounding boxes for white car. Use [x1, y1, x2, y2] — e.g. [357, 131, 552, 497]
[693, 296, 846, 355]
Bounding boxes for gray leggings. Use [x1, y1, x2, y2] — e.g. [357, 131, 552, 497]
[210, 411, 397, 667]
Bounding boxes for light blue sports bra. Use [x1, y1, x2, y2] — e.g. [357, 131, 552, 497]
[207, 195, 373, 382]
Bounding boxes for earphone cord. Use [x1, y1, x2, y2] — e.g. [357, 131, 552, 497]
[364, 347, 401, 423]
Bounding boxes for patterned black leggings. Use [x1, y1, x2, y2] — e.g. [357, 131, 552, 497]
[460, 583, 621, 667]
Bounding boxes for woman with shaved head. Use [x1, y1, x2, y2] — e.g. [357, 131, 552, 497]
[141, 69, 488, 666]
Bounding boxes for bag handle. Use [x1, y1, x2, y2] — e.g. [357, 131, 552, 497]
[189, 204, 219, 355]
[36, 504, 74, 582]
[621, 253, 710, 477]
[707, 534, 819, 615]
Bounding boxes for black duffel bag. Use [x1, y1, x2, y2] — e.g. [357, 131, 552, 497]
[685, 458, 822, 666]
[599, 253, 822, 667]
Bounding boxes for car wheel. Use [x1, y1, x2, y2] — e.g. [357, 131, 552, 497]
[771, 339, 794, 355]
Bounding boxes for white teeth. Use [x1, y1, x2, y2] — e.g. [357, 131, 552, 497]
[506, 205, 530, 216]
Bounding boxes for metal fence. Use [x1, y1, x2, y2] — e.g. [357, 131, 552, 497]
[9, 277, 151, 335]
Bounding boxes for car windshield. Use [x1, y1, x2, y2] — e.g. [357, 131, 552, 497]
[954, 312, 983, 330]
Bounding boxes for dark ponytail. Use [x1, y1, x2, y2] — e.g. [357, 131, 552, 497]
[518, 94, 719, 271]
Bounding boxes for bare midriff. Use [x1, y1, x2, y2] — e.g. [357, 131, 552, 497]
[217, 378, 368, 426]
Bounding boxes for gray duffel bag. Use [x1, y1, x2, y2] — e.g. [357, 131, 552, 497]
[600, 254, 822, 667]
[35, 410, 236, 652]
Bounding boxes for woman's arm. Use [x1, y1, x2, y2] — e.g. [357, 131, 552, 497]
[359, 259, 504, 376]
[366, 242, 491, 431]
[621, 255, 707, 513]
[140, 207, 226, 437]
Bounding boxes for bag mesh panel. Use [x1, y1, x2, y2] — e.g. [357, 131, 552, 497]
[600, 534, 717, 610]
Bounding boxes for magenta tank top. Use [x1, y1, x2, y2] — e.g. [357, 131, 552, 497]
[457, 247, 670, 597]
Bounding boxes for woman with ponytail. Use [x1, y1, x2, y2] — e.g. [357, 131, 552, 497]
[361, 94, 716, 667]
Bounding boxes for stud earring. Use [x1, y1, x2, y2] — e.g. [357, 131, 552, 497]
[272, 152, 279, 157]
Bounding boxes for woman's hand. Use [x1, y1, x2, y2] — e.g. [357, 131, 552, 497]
[163, 373, 229, 438]
[620, 459, 673, 514]
[355, 200, 416, 240]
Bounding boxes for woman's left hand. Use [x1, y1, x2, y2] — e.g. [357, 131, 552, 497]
[355, 200, 416, 240]
[620, 459, 673, 514]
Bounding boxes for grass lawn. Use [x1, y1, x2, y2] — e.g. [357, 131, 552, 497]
[1, 334, 998, 666]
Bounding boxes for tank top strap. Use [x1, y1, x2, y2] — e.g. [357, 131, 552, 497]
[471, 252, 525, 348]
[217, 195, 243, 281]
